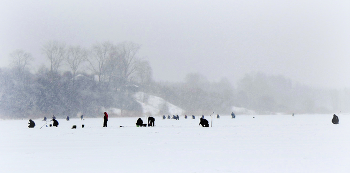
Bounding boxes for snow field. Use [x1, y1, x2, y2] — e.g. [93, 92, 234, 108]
[1, 114, 349, 173]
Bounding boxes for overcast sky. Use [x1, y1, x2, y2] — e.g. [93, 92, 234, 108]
[1, 0, 349, 88]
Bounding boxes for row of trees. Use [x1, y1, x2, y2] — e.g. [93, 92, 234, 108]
[0, 41, 152, 118]
[0, 40, 346, 119]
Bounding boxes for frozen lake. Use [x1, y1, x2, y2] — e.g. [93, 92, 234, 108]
[1, 114, 349, 173]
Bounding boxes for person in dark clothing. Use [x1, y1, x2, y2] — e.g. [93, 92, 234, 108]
[52, 115, 56, 120]
[52, 119, 59, 127]
[192, 115, 195, 119]
[148, 117, 155, 127]
[332, 114, 339, 124]
[136, 118, 146, 127]
[163, 115, 166, 119]
[185, 115, 187, 119]
[199, 117, 209, 127]
[81, 115, 84, 120]
[103, 112, 108, 127]
[66, 116, 69, 121]
[231, 112, 235, 118]
[43, 117, 47, 121]
[217, 114, 220, 118]
[28, 119, 35, 128]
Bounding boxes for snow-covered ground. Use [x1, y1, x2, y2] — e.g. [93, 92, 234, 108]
[1, 114, 349, 173]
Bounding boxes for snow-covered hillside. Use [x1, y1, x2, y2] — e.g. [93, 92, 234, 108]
[134, 92, 184, 116]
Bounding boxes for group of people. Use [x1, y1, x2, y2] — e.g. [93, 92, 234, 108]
[136, 117, 155, 127]
[28, 112, 340, 128]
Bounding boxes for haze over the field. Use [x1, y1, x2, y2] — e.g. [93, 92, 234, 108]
[1, 0, 349, 88]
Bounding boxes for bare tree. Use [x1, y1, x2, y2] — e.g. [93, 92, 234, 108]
[117, 41, 141, 83]
[9, 49, 33, 73]
[132, 60, 153, 85]
[42, 41, 66, 73]
[66, 45, 87, 80]
[88, 42, 116, 83]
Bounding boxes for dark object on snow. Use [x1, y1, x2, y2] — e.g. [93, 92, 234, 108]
[201, 115, 204, 119]
[185, 115, 187, 119]
[43, 117, 47, 121]
[167, 115, 171, 119]
[148, 117, 155, 127]
[50, 124, 52, 127]
[173, 115, 179, 120]
[66, 116, 70, 121]
[199, 118, 209, 127]
[81, 115, 84, 120]
[163, 115, 166, 119]
[82, 124, 84, 128]
[28, 119, 35, 128]
[192, 115, 195, 119]
[231, 112, 235, 118]
[217, 114, 220, 118]
[72, 125, 77, 129]
[332, 114, 339, 124]
[52, 119, 59, 127]
[136, 118, 147, 127]
[103, 112, 108, 127]
[52, 115, 56, 120]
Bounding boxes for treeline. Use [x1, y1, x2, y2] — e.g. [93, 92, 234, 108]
[0, 40, 347, 119]
[234, 73, 344, 114]
[0, 41, 151, 119]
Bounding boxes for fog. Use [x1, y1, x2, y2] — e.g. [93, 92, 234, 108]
[1, 0, 349, 88]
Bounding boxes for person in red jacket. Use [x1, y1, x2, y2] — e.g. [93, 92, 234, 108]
[103, 112, 108, 127]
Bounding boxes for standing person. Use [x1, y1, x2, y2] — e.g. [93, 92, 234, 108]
[103, 112, 108, 127]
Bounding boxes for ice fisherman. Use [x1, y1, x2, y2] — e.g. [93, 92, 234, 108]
[199, 117, 209, 127]
[103, 112, 108, 127]
[231, 112, 235, 118]
[28, 119, 35, 128]
[332, 114, 339, 124]
[136, 118, 146, 127]
[148, 117, 155, 127]
[52, 118, 59, 127]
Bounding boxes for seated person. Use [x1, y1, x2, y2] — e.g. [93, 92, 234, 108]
[28, 119, 35, 128]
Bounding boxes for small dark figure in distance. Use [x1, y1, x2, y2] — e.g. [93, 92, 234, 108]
[163, 115, 166, 119]
[192, 115, 195, 119]
[167, 115, 171, 119]
[332, 114, 339, 124]
[199, 117, 209, 127]
[52, 119, 59, 127]
[201, 115, 204, 119]
[103, 112, 108, 127]
[231, 112, 235, 118]
[185, 115, 187, 119]
[66, 116, 69, 121]
[172, 115, 176, 119]
[136, 118, 147, 127]
[81, 115, 84, 120]
[28, 119, 35, 128]
[217, 114, 220, 118]
[72, 125, 77, 129]
[82, 124, 85, 128]
[176, 115, 179, 120]
[148, 117, 155, 127]
[43, 117, 47, 121]
[52, 115, 56, 120]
